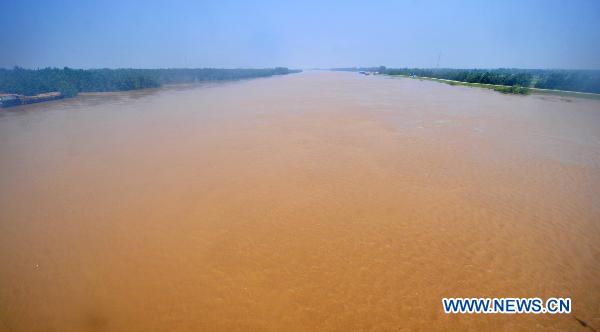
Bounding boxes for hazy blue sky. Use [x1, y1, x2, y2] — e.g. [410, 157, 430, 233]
[1, 0, 599, 69]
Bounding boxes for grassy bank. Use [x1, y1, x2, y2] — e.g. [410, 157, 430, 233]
[334, 67, 600, 98]
[0, 67, 302, 98]
[396, 75, 530, 94]
[387, 74, 600, 100]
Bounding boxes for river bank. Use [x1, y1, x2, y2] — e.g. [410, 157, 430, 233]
[384, 74, 600, 99]
[0, 67, 302, 108]
[0, 92, 64, 107]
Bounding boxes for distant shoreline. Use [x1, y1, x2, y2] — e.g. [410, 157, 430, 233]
[1, 78, 281, 109]
[333, 67, 600, 98]
[385, 74, 600, 100]
[0, 67, 302, 108]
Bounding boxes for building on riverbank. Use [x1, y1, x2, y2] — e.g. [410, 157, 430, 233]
[0, 92, 63, 108]
[0, 94, 20, 107]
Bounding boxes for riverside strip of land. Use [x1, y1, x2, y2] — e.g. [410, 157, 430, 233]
[0, 67, 301, 107]
[386, 74, 600, 99]
[335, 67, 600, 99]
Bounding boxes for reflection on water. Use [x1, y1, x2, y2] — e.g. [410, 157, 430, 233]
[1, 72, 599, 331]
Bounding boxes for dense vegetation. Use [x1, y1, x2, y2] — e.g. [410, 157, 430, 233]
[491, 85, 530, 95]
[0, 67, 301, 97]
[333, 67, 600, 94]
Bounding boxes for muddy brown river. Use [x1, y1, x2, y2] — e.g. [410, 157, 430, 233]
[1, 71, 599, 331]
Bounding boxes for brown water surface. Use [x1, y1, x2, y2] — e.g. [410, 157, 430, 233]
[1, 71, 599, 331]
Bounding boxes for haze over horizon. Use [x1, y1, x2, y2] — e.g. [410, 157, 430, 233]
[1, 0, 599, 70]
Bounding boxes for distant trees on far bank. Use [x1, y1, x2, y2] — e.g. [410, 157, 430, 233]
[333, 67, 600, 94]
[0, 67, 301, 97]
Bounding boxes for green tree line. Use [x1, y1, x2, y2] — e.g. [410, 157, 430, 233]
[0, 67, 301, 97]
[333, 67, 600, 94]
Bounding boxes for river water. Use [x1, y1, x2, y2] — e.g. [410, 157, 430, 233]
[1, 71, 599, 331]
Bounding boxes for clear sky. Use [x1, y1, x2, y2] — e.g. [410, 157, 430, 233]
[1, 0, 599, 69]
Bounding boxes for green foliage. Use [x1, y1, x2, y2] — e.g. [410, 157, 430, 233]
[493, 85, 529, 94]
[0, 67, 301, 96]
[54, 80, 78, 97]
[334, 67, 600, 94]
[382, 68, 535, 87]
[533, 70, 600, 93]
